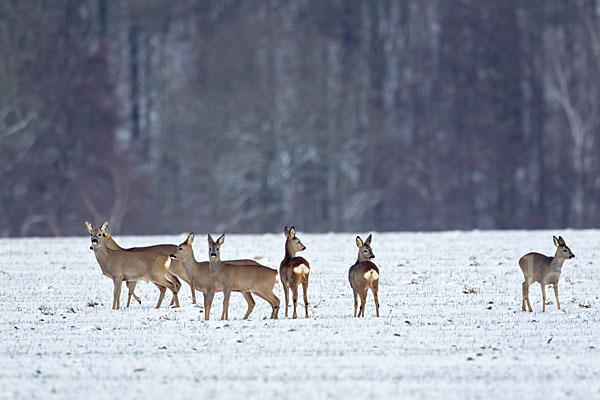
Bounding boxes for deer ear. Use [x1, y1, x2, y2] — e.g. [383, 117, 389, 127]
[553, 236, 560, 247]
[558, 236, 566, 246]
[289, 226, 296, 237]
[217, 234, 225, 245]
[208, 234, 214, 244]
[100, 221, 109, 232]
[284, 226, 290, 237]
[356, 236, 363, 248]
[187, 232, 194, 244]
[365, 234, 372, 246]
[85, 221, 93, 233]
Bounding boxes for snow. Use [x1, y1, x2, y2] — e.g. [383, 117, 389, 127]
[1, 230, 599, 399]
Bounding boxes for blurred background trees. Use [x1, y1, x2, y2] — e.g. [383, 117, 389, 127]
[1, 0, 600, 236]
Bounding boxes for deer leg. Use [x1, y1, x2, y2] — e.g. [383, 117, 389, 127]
[222, 287, 231, 320]
[541, 283, 547, 312]
[302, 278, 309, 318]
[166, 272, 181, 308]
[151, 272, 178, 309]
[241, 291, 256, 320]
[282, 282, 290, 318]
[152, 281, 166, 308]
[155, 285, 167, 309]
[272, 292, 280, 319]
[126, 282, 132, 308]
[127, 281, 141, 305]
[126, 281, 134, 308]
[191, 285, 197, 305]
[291, 284, 299, 319]
[372, 284, 380, 317]
[353, 289, 358, 317]
[254, 291, 280, 319]
[358, 290, 367, 318]
[112, 278, 122, 310]
[554, 282, 560, 310]
[204, 289, 215, 321]
[266, 290, 280, 319]
[523, 281, 533, 312]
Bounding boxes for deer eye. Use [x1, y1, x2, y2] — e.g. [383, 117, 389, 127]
[178, 247, 182, 251]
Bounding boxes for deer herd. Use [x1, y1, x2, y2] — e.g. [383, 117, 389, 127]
[86, 221, 576, 318]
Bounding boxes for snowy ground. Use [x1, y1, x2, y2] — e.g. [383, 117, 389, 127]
[1, 230, 599, 399]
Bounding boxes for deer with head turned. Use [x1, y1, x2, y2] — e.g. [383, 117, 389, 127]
[519, 235, 575, 312]
[86, 221, 185, 307]
[86, 222, 179, 310]
[349, 234, 380, 318]
[170, 233, 263, 320]
[207, 234, 280, 320]
[280, 226, 310, 319]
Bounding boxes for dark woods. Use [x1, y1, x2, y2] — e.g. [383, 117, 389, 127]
[1, 1, 599, 236]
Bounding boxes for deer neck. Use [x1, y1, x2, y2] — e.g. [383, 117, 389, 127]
[357, 252, 369, 264]
[551, 251, 567, 271]
[284, 241, 296, 260]
[209, 256, 223, 272]
[179, 249, 196, 268]
[106, 234, 123, 251]
[178, 250, 198, 278]
[92, 243, 114, 275]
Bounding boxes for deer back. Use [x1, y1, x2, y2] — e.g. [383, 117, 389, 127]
[211, 260, 278, 292]
[349, 261, 380, 289]
[519, 252, 560, 284]
[182, 258, 263, 292]
[107, 237, 188, 282]
[280, 256, 310, 282]
[94, 244, 171, 282]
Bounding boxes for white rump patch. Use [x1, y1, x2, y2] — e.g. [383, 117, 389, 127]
[164, 258, 172, 269]
[293, 264, 309, 275]
[364, 269, 379, 281]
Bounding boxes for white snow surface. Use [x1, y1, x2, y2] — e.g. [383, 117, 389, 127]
[1, 230, 599, 399]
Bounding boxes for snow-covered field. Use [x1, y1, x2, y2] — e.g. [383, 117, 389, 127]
[1, 230, 599, 399]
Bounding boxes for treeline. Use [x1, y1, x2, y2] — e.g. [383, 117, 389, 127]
[1, 0, 599, 236]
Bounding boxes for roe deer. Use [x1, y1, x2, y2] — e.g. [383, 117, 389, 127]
[86, 222, 179, 309]
[86, 221, 184, 307]
[170, 233, 262, 320]
[280, 226, 310, 318]
[519, 235, 575, 312]
[207, 234, 280, 320]
[349, 234, 380, 318]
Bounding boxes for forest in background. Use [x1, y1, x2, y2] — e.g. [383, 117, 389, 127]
[1, 0, 600, 236]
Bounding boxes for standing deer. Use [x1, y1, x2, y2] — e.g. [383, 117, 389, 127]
[349, 234, 380, 318]
[86, 221, 185, 307]
[86, 222, 179, 310]
[170, 233, 262, 320]
[207, 234, 280, 320]
[519, 235, 575, 312]
[280, 226, 310, 319]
